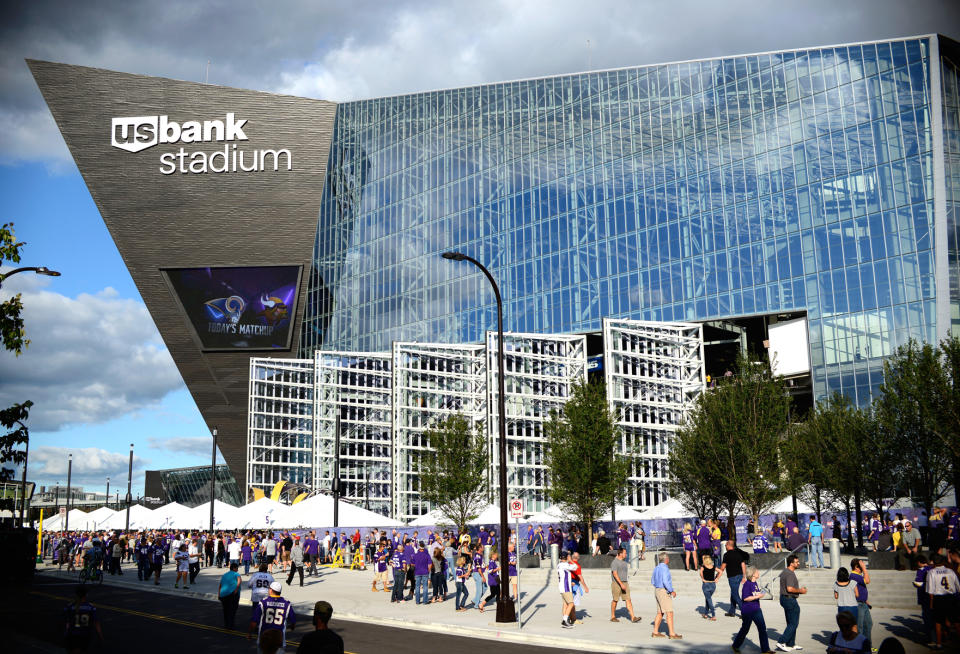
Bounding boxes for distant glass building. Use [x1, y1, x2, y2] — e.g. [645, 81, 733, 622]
[306, 36, 959, 408]
[144, 465, 244, 508]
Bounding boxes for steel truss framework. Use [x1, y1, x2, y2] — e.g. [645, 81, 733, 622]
[247, 319, 704, 518]
[602, 318, 706, 508]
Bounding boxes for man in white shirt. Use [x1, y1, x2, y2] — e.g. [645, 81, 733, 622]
[228, 538, 242, 568]
[188, 538, 201, 584]
[322, 532, 332, 563]
[557, 551, 578, 629]
[925, 555, 960, 649]
[248, 563, 275, 605]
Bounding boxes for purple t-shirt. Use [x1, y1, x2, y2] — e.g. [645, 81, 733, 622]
[508, 551, 517, 576]
[376, 551, 387, 572]
[741, 580, 761, 614]
[696, 526, 712, 549]
[412, 550, 432, 576]
[682, 531, 695, 550]
[472, 552, 483, 571]
[303, 538, 319, 556]
[487, 560, 499, 586]
[241, 545, 252, 561]
[849, 572, 867, 602]
[478, 531, 489, 545]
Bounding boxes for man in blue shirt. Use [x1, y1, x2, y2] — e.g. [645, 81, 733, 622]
[807, 516, 825, 568]
[651, 551, 681, 639]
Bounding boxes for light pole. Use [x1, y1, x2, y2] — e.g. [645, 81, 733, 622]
[124, 443, 133, 532]
[441, 251, 515, 623]
[209, 426, 217, 534]
[1, 266, 60, 528]
[105, 477, 110, 510]
[65, 454, 72, 533]
[333, 413, 341, 529]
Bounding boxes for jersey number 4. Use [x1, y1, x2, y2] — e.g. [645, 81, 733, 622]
[263, 608, 285, 625]
[941, 575, 951, 590]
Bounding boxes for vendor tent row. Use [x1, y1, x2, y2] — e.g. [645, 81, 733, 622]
[40, 496, 403, 531]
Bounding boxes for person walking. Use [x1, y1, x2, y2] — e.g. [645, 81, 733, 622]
[925, 554, 960, 650]
[286, 535, 304, 587]
[248, 581, 297, 652]
[720, 540, 750, 617]
[833, 566, 858, 620]
[556, 550, 578, 628]
[570, 551, 589, 623]
[651, 551, 681, 639]
[454, 555, 470, 611]
[174, 543, 190, 589]
[478, 551, 501, 614]
[295, 601, 344, 654]
[188, 537, 202, 585]
[849, 558, 872, 643]
[808, 516, 824, 568]
[218, 562, 242, 629]
[371, 542, 388, 592]
[150, 537, 165, 585]
[731, 566, 771, 653]
[610, 546, 641, 623]
[63, 585, 103, 653]
[470, 544, 486, 608]
[776, 554, 806, 651]
[507, 542, 519, 602]
[699, 554, 721, 621]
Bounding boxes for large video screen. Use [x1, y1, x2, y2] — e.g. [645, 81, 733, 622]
[164, 265, 302, 351]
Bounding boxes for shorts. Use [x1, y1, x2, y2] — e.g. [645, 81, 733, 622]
[281, 552, 290, 562]
[932, 595, 957, 624]
[509, 574, 518, 582]
[265, 555, 275, 565]
[611, 581, 630, 601]
[375, 571, 388, 583]
[560, 591, 574, 603]
[772, 536, 782, 544]
[655, 587, 674, 613]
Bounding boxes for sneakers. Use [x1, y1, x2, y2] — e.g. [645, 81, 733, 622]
[561, 620, 573, 629]
[776, 645, 791, 652]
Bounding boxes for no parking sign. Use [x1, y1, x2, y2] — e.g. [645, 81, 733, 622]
[510, 498, 523, 519]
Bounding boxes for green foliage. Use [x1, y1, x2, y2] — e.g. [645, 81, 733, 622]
[679, 354, 790, 525]
[1, 222, 29, 355]
[0, 401, 33, 468]
[544, 380, 629, 541]
[668, 421, 737, 526]
[874, 339, 954, 513]
[416, 413, 489, 533]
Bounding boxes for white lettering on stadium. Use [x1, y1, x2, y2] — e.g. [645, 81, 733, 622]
[110, 113, 293, 175]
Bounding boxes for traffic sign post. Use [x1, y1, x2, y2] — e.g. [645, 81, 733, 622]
[510, 498, 523, 628]
[510, 498, 523, 519]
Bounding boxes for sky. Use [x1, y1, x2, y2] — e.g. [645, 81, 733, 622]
[1, 0, 958, 496]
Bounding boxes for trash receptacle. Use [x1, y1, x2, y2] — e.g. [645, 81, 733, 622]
[828, 538, 841, 569]
[343, 547, 352, 567]
[483, 544, 491, 564]
[629, 540, 640, 572]
[549, 543, 559, 569]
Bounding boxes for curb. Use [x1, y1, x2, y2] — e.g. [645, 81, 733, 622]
[35, 567, 711, 653]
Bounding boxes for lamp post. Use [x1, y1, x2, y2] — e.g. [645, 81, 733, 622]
[1, 266, 60, 528]
[209, 426, 217, 534]
[65, 454, 72, 533]
[441, 251, 515, 623]
[105, 477, 110, 510]
[124, 443, 133, 532]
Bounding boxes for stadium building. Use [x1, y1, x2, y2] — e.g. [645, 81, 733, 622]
[31, 35, 960, 517]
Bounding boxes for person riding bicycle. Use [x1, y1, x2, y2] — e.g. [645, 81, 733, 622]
[82, 539, 104, 574]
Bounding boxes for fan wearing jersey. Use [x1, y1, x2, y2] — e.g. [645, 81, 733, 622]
[150, 540, 165, 585]
[925, 554, 960, 649]
[751, 531, 769, 554]
[63, 586, 103, 654]
[249, 563, 276, 606]
[173, 543, 190, 589]
[557, 551, 578, 628]
[248, 581, 297, 651]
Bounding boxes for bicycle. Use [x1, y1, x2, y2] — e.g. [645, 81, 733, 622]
[79, 555, 104, 585]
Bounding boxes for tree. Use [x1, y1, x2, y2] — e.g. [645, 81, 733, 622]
[668, 420, 738, 536]
[416, 413, 489, 534]
[680, 354, 790, 529]
[920, 336, 960, 506]
[874, 339, 954, 516]
[544, 380, 629, 543]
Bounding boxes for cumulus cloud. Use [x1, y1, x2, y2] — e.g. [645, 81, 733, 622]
[28, 445, 148, 488]
[2, 0, 956, 167]
[0, 277, 183, 432]
[147, 436, 223, 461]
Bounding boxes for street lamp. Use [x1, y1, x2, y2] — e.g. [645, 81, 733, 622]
[124, 443, 133, 532]
[105, 477, 110, 509]
[441, 251, 515, 623]
[0, 266, 61, 287]
[65, 454, 72, 533]
[209, 426, 217, 534]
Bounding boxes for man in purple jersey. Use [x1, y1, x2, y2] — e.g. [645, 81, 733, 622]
[303, 531, 320, 577]
[478, 527, 489, 548]
[695, 520, 712, 560]
[411, 541, 433, 605]
[63, 585, 103, 653]
[248, 581, 297, 650]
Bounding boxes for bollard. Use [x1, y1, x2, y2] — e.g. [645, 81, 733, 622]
[629, 540, 640, 572]
[343, 546, 352, 567]
[483, 544, 491, 564]
[549, 542, 559, 569]
[828, 538, 841, 569]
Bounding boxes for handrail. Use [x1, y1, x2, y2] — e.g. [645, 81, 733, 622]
[756, 542, 810, 600]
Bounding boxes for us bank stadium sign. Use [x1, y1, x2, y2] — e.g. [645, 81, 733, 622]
[111, 113, 292, 175]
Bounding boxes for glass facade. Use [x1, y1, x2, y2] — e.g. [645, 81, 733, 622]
[145, 465, 244, 508]
[942, 49, 960, 335]
[304, 36, 958, 406]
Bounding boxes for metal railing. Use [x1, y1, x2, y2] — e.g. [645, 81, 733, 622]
[756, 542, 810, 600]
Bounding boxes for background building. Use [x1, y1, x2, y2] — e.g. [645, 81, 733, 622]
[144, 465, 244, 508]
[32, 34, 960, 507]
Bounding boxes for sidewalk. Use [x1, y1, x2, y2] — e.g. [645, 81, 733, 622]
[38, 560, 929, 653]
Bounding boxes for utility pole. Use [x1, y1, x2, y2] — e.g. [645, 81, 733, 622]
[65, 454, 72, 532]
[333, 413, 341, 528]
[124, 443, 133, 532]
[105, 477, 110, 510]
[209, 426, 217, 534]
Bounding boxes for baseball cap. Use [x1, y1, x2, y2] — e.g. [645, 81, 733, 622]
[313, 601, 333, 623]
[269, 581, 282, 593]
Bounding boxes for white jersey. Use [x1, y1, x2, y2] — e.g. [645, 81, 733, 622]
[557, 561, 577, 593]
[248, 572, 275, 603]
[228, 541, 241, 559]
[925, 566, 960, 596]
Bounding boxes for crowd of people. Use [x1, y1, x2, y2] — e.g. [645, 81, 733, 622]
[39, 507, 960, 653]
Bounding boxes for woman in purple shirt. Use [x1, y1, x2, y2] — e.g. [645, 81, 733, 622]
[477, 552, 500, 613]
[454, 556, 470, 611]
[240, 540, 253, 576]
[682, 523, 697, 572]
[731, 566, 769, 653]
[470, 545, 486, 608]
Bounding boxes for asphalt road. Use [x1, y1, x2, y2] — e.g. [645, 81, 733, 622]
[10, 575, 578, 654]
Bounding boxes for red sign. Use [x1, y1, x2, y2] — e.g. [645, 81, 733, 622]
[510, 498, 523, 519]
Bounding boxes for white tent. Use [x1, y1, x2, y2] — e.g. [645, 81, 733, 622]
[102, 504, 154, 530]
[467, 504, 502, 525]
[768, 497, 816, 516]
[55, 509, 90, 531]
[290, 494, 402, 528]
[184, 500, 242, 530]
[636, 498, 693, 520]
[235, 497, 296, 529]
[83, 506, 118, 529]
[527, 505, 567, 523]
[408, 507, 445, 527]
[599, 506, 647, 521]
[144, 502, 190, 529]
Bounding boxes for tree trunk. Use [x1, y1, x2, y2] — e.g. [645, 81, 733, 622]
[954, 457, 960, 508]
[813, 486, 823, 522]
[727, 504, 737, 545]
[845, 497, 854, 551]
[854, 488, 863, 549]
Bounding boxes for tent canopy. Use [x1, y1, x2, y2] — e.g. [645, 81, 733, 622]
[290, 494, 401, 528]
[636, 498, 692, 521]
[467, 504, 502, 525]
[102, 504, 154, 530]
